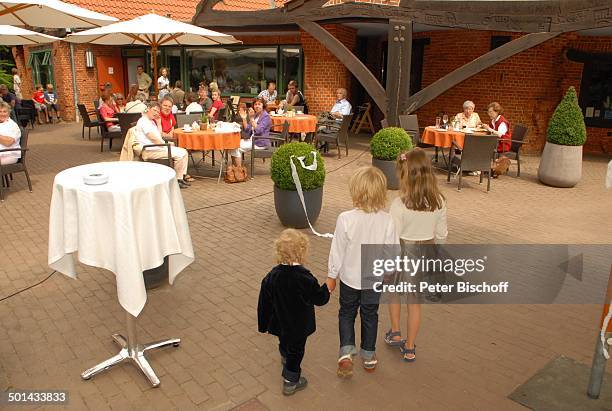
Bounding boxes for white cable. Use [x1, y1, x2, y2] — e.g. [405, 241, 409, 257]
[601, 299, 611, 360]
[290, 153, 334, 238]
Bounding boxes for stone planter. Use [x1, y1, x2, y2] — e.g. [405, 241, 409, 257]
[143, 256, 169, 290]
[372, 158, 399, 190]
[274, 185, 323, 228]
[538, 142, 583, 188]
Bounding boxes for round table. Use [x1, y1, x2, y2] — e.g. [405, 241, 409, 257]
[270, 114, 318, 133]
[48, 161, 194, 387]
[174, 129, 241, 151]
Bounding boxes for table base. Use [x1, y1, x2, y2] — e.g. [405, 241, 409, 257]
[81, 312, 180, 387]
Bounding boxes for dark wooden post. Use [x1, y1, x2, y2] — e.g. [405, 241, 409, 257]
[386, 20, 412, 127]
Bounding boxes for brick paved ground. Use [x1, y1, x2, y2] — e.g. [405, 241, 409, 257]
[1, 122, 611, 410]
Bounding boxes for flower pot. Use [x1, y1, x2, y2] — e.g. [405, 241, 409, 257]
[274, 185, 323, 228]
[143, 256, 169, 290]
[538, 142, 582, 188]
[372, 158, 399, 190]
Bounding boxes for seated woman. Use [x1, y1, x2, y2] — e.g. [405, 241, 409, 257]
[0, 101, 22, 165]
[115, 93, 126, 113]
[134, 102, 190, 188]
[455, 100, 481, 128]
[99, 95, 120, 132]
[483, 102, 512, 153]
[230, 98, 271, 168]
[198, 86, 212, 113]
[209, 90, 224, 121]
[125, 91, 148, 114]
[184, 92, 203, 115]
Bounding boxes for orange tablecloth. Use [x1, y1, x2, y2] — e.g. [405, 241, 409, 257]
[271, 114, 317, 133]
[175, 129, 240, 151]
[421, 126, 490, 149]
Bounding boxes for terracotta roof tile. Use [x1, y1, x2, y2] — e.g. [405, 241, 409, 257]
[64, 0, 201, 22]
[212, 0, 286, 11]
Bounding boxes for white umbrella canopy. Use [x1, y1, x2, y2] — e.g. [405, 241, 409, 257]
[65, 13, 241, 94]
[0, 0, 117, 28]
[0, 24, 60, 44]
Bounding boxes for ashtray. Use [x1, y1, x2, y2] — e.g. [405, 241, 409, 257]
[83, 173, 109, 185]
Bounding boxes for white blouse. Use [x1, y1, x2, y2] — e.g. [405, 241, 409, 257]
[0, 118, 21, 159]
[389, 197, 448, 242]
[328, 208, 399, 290]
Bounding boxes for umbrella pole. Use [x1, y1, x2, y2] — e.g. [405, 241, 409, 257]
[152, 43, 158, 98]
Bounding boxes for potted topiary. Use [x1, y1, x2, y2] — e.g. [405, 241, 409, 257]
[271, 142, 326, 228]
[538, 86, 587, 188]
[371, 127, 413, 189]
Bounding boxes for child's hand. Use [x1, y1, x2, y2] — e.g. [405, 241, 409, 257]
[326, 278, 336, 292]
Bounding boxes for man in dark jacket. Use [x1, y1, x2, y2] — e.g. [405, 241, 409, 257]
[258, 229, 330, 395]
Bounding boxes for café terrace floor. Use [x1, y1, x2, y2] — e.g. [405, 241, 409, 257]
[0, 122, 611, 411]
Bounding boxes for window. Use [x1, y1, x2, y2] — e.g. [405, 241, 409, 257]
[490, 36, 511, 50]
[28, 50, 53, 88]
[569, 49, 612, 128]
[185, 45, 302, 96]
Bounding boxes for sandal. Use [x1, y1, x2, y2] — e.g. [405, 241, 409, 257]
[384, 329, 403, 347]
[362, 354, 378, 373]
[184, 175, 196, 183]
[337, 354, 354, 378]
[400, 341, 416, 362]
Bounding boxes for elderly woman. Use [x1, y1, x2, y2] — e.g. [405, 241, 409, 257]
[483, 102, 512, 153]
[115, 93, 126, 112]
[230, 98, 271, 168]
[0, 101, 21, 166]
[125, 92, 148, 114]
[455, 100, 481, 128]
[184, 92, 203, 115]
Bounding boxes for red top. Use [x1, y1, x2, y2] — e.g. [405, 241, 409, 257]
[491, 115, 512, 153]
[211, 99, 224, 120]
[160, 111, 176, 133]
[33, 91, 44, 104]
[99, 103, 117, 129]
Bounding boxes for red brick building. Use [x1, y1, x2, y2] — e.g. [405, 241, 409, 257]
[11, 0, 612, 154]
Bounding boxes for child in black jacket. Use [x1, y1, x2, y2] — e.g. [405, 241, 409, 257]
[257, 229, 331, 396]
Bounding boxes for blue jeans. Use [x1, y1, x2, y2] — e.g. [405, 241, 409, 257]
[338, 281, 380, 360]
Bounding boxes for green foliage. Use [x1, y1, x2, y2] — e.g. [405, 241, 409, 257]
[271, 142, 326, 191]
[0, 46, 15, 89]
[370, 127, 413, 161]
[546, 86, 587, 146]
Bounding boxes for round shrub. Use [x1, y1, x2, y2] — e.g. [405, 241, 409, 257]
[271, 142, 326, 191]
[370, 127, 413, 161]
[547, 86, 587, 146]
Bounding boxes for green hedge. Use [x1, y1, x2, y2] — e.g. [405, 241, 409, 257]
[271, 142, 326, 191]
[370, 127, 413, 161]
[547, 86, 587, 146]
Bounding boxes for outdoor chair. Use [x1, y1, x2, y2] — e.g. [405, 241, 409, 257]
[447, 134, 498, 192]
[77, 103, 101, 140]
[351, 102, 375, 134]
[93, 100, 100, 110]
[175, 113, 200, 128]
[497, 124, 528, 177]
[16, 100, 36, 129]
[117, 112, 141, 143]
[96, 109, 121, 152]
[121, 127, 173, 170]
[399, 114, 420, 146]
[0, 128, 32, 202]
[313, 114, 353, 159]
[250, 121, 289, 178]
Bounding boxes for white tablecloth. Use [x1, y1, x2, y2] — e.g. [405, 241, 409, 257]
[48, 161, 194, 317]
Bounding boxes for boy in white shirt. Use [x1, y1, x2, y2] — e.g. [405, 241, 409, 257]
[327, 166, 399, 377]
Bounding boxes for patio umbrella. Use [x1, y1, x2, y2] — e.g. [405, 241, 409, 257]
[65, 13, 241, 94]
[0, 0, 117, 28]
[0, 24, 60, 44]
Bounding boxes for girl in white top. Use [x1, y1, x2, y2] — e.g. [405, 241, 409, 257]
[12, 68, 22, 99]
[385, 147, 448, 362]
[157, 67, 170, 101]
[327, 166, 399, 376]
[0, 101, 22, 165]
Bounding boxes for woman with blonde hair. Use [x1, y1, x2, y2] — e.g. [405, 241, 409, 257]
[327, 166, 399, 377]
[157, 67, 170, 100]
[384, 148, 448, 362]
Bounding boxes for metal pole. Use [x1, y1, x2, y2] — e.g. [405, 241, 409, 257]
[587, 332, 609, 399]
[126, 311, 138, 357]
[69, 42, 79, 122]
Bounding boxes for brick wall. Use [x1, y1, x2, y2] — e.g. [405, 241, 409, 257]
[300, 24, 357, 114]
[412, 30, 611, 154]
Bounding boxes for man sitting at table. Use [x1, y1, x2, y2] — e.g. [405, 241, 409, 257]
[455, 100, 481, 129]
[99, 95, 120, 132]
[258, 81, 277, 106]
[134, 102, 190, 189]
[230, 98, 271, 169]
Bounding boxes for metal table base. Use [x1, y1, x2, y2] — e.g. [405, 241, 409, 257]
[81, 312, 180, 387]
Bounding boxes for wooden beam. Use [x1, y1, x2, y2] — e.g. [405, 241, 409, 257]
[386, 20, 412, 126]
[404, 31, 561, 113]
[297, 20, 387, 114]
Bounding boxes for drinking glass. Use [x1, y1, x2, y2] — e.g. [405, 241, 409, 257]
[435, 117, 441, 128]
[442, 114, 449, 129]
